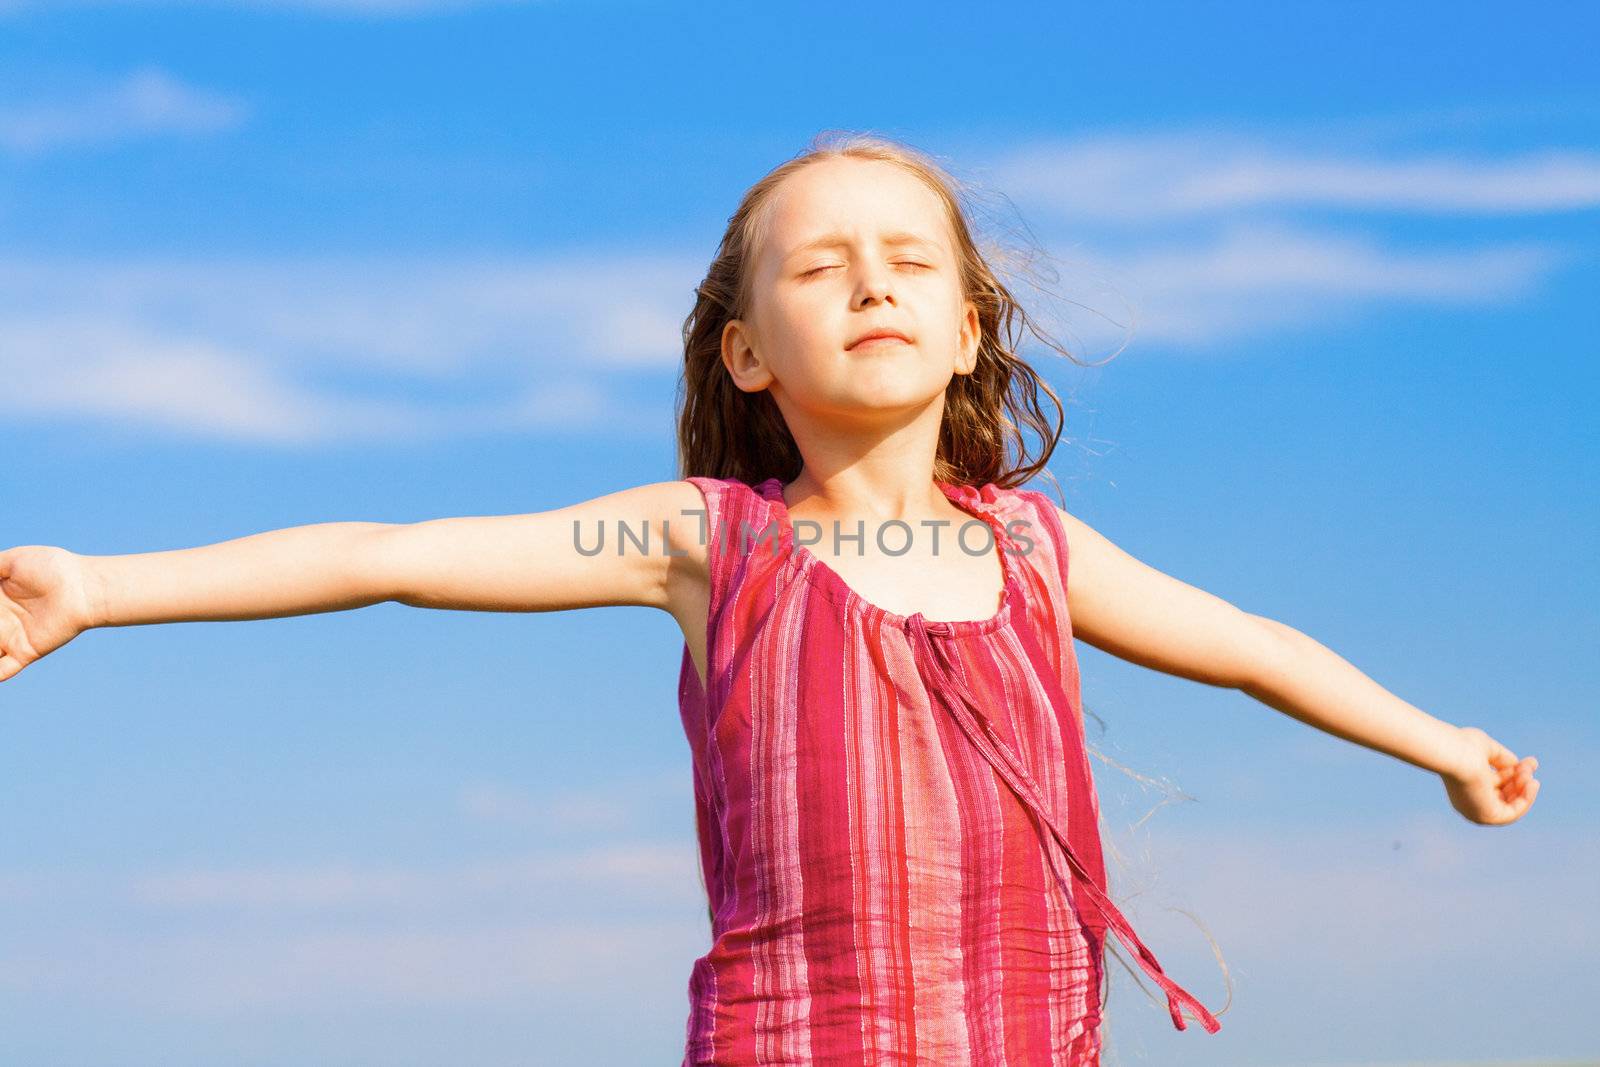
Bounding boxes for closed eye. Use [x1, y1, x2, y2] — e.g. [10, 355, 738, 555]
[800, 261, 933, 279]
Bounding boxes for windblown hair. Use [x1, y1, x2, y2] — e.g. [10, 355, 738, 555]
[675, 130, 1091, 496]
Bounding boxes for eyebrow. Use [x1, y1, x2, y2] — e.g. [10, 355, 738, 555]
[782, 230, 940, 263]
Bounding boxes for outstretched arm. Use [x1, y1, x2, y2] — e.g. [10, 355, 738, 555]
[0, 479, 708, 683]
[1051, 504, 1541, 827]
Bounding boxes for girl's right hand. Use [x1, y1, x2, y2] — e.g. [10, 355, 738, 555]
[0, 545, 100, 683]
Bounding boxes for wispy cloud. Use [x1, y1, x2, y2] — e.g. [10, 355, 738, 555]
[0, 127, 1589, 440]
[0, 67, 247, 157]
[458, 781, 639, 832]
[1031, 222, 1567, 353]
[0, 918, 704, 1010]
[1116, 813, 1599, 984]
[126, 842, 701, 910]
[2, 220, 1569, 442]
[0, 780, 707, 1010]
[0, 251, 695, 443]
[0, 0, 546, 15]
[0, 815, 1589, 1023]
[987, 132, 1600, 222]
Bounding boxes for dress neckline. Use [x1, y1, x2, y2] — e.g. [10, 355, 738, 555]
[754, 476, 1021, 638]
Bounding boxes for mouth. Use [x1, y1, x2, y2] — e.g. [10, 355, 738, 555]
[846, 330, 913, 351]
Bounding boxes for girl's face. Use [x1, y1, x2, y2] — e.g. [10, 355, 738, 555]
[724, 157, 980, 425]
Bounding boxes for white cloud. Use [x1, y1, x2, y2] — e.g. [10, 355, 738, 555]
[0, 819, 709, 1011]
[0, 125, 1589, 442]
[0, 918, 704, 1010]
[0, 67, 247, 157]
[1002, 221, 1565, 354]
[1109, 812, 1600, 981]
[457, 781, 637, 831]
[0, 0, 546, 14]
[0, 227, 1569, 443]
[987, 132, 1600, 222]
[0, 250, 696, 443]
[123, 773, 699, 911]
[2, 316, 425, 443]
[1, 220, 1569, 444]
[976, 132, 1585, 352]
[126, 841, 701, 910]
[0, 806, 1590, 1034]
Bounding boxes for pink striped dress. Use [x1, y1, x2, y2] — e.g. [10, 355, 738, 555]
[677, 476, 1220, 1066]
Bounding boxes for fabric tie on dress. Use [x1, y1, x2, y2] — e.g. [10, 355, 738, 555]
[905, 612, 1223, 1035]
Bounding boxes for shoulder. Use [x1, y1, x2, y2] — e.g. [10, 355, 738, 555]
[563, 478, 712, 546]
[674, 476, 772, 533]
[556, 480, 713, 610]
[932, 482, 1072, 601]
[605, 475, 764, 524]
[532, 478, 716, 626]
[974, 484, 1075, 559]
[657, 476, 775, 618]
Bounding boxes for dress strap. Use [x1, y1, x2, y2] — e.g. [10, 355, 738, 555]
[905, 614, 1223, 1035]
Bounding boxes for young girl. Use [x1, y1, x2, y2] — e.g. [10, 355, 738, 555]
[0, 133, 1541, 1066]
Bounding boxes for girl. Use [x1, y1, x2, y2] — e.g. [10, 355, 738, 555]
[0, 133, 1541, 1066]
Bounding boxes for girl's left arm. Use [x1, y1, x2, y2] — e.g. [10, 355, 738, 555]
[1051, 505, 1541, 827]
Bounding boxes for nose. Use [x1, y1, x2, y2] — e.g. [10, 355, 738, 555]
[854, 260, 897, 308]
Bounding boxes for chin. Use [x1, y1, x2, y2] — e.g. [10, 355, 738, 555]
[839, 380, 946, 414]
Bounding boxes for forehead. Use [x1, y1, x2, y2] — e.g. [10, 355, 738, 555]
[761, 158, 951, 262]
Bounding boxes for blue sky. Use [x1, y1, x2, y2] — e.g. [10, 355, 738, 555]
[1, 1, 1597, 1065]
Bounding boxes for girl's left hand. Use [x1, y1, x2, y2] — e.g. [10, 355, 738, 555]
[1442, 727, 1541, 826]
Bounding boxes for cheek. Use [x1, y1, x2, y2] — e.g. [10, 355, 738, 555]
[753, 293, 813, 340]
[758, 307, 836, 372]
[778, 300, 836, 344]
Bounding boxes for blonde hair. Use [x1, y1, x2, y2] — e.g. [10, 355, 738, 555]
[676, 129, 1088, 495]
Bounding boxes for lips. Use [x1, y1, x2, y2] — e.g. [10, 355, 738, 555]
[847, 329, 913, 350]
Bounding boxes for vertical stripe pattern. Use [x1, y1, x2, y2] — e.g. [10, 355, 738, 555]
[676, 476, 1220, 1066]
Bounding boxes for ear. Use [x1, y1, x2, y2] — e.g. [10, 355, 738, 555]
[721, 318, 775, 393]
[956, 299, 981, 375]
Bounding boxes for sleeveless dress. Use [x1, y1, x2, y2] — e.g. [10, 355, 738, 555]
[676, 476, 1220, 1066]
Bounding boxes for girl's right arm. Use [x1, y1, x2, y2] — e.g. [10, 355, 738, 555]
[0, 479, 710, 684]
